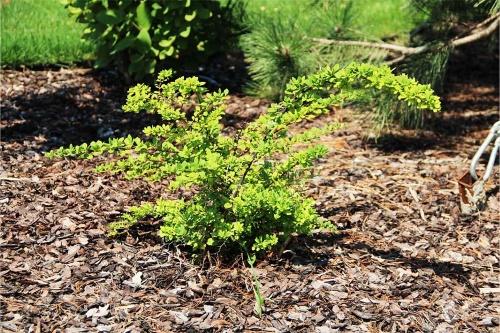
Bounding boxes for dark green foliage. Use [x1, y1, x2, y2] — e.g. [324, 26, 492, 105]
[375, 0, 498, 130]
[46, 63, 440, 255]
[240, 17, 315, 100]
[64, 0, 239, 79]
[410, 0, 497, 43]
[240, 0, 373, 100]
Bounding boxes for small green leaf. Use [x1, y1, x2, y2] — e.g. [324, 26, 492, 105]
[165, 46, 175, 56]
[196, 41, 205, 51]
[159, 37, 176, 48]
[184, 10, 197, 22]
[67, 6, 82, 16]
[179, 25, 191, 38]
[111, 36, 134, 54]
[137, 29, 152, 47]
[95, 9, 122, 25]
[136, 1, 151, 30]
[159, 46, 175, 59]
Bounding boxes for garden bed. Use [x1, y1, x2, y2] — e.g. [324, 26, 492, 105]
[1, 66, 498, 332]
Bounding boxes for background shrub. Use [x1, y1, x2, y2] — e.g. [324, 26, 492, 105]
[240, 0, 372, 100]
[64, 0, 241, 80]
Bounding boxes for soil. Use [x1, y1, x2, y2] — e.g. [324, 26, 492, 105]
[0, 59, 498, 332]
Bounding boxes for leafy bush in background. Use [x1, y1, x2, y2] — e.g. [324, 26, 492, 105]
[46, 63, 440, 255]
[64, 0, 240, 80]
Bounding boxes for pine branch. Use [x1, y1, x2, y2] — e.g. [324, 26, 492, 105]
[313, 38, 428, 55]
[470, 12, 500, 32]
[452, 14, 500, 47]
[313, 14, 499, 64]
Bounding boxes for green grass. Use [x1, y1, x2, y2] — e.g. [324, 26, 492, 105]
[244, 0, 420, 41]
[239, 0, 421, 100]
[0, 0, 422, 67]
[1, 0, 93, 66]
[352, 0, 423, 41]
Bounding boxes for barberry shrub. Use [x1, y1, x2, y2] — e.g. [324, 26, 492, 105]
[46, 63, 440, 254]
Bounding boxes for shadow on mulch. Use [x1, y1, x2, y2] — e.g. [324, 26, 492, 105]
[286, 232, 472, 283]
[1, 69, 165, 153]
[1, 51, 251, 155]
[366, 43, 499, 154]
[340, 241, 471, 279]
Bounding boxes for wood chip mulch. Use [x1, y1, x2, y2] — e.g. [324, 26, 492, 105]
[1, 66, 498, 332]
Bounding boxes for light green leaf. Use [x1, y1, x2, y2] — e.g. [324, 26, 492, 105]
[137, 28, 152, 47]
[67, 6, 82, 16]
[184, 10, 197, 22]
[159, 46, 175, 59]
[136, 1, 151, 30]
[159, 37, 176, 48]
[179, 25, 191, 38]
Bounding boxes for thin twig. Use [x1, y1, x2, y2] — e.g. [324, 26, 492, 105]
[232, 153, 257, 197]
[0, 176, 34, 182]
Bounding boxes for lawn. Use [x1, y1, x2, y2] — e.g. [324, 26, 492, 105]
[0, 0, 93, 66]
[244, 0, 420, 40]
[0, 0, 420, 68]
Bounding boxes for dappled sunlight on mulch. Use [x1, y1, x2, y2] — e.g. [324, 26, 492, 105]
[1, 68, 498, 332]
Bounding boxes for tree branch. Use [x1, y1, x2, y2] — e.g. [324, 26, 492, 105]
[313, 38, 428, 55]
[470, 12, 500, 32]
[313, 14, 499, 64]
[451, 15, 500, 47]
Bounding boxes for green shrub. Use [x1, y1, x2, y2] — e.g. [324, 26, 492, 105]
[46, 63, 440, 254]
[64, 0, 239, 79]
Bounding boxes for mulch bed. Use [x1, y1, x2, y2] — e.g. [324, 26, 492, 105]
[1, 64, 498, 332]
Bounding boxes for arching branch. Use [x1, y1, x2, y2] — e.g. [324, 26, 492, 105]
[313, 14, 499, 64]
